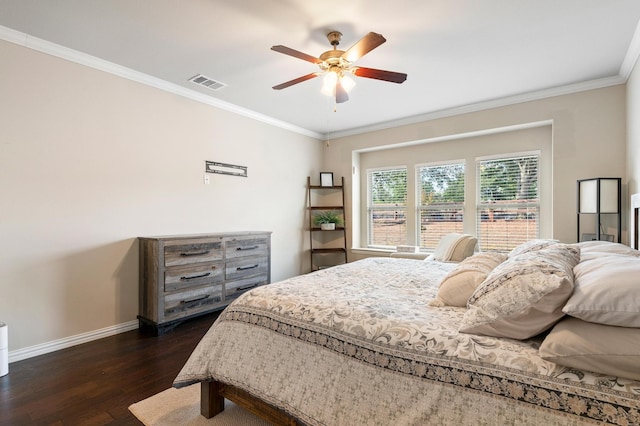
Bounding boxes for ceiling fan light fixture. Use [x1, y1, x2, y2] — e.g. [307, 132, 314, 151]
[321, 67, 355, 98]
[321, 70, 338, 96]
[341, 74, 356, 92]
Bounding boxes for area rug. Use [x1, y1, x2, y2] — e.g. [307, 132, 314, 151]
[128, 384, 270, 425]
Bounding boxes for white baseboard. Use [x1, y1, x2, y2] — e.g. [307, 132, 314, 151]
[8, 320, 139, 363]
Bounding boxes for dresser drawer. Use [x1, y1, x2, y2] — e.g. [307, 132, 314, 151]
[164, 262, 224, 292]
[164, 285, 225, 320]
[225, 256, 269, 281]
[225, 275, 269, 300]
[139, 232, 271, 334]
[226, 237, 269, 259]
[164, 240, 223, 267]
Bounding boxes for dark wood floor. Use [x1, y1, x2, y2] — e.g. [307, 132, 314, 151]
[0, 312, 220, 425]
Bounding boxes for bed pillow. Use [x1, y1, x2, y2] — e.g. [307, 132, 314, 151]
[430, 233, 477, 262]
[459, 243, 579, 339]
[448, 235, 478, 262]
[577, 240, 640, 257]
[508, 239, 558, 258]
[577, 241, 640, 266]
[539, 317, 640, 381]
[562, 253, 640, 327]
[429, 252, 507, 307]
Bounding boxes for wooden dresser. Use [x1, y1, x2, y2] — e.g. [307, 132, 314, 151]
[138, 231, 271, 334]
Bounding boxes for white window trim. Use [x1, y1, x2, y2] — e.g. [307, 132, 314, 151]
[475, 151, 541, 251]
[415, 160, 466, 250]
[366, 166, 408, 249]
[475, 150, 541, 162]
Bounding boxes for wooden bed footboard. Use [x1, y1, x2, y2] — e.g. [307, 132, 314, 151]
[201, 380, 302, 425]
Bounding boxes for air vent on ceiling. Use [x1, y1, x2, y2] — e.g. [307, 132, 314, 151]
[188, 74, 227, 91]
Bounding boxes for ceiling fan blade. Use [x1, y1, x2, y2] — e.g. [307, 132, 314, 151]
[271, 45, 322, 64]
[342, 32, 386, 63]
[353, 67, 407, 84]
[335, 81, 349, 103]
[272, 73, 320, 90]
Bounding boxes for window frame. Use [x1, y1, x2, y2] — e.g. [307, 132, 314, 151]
[475, 151, 541, 252]
[355, 124, 552, 254]
[366, 166, 408, 249]
[415, 160, 466, 251]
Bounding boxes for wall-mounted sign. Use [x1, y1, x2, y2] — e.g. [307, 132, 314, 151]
[205, 161, 247, 177]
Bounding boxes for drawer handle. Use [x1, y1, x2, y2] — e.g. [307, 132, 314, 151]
[180, 295, 210, 304]
[236, 245, 259, 251]
[180, 250, 210, 257]
[237, 264, 258, 271]
[237, 284, 258, 291]
[180, 272, 211, 281]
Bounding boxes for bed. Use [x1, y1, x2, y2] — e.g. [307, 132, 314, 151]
[173, 240, 640, 425]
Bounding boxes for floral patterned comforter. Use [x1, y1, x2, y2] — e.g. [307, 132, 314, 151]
[174, 258, 640, 425]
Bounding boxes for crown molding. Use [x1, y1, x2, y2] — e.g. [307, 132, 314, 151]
[0, 25, 323, 140]
[0, 24, 26, 44]
[620, 18, 640, 79]
[325, 75, 626, 140]
[3, 22, 639, 143]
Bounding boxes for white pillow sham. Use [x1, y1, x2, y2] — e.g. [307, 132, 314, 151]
[563, 253, 640, 327]
[540, 317, 640, 381]
[460, 244, 579, 339]
[430, 233, 477, 262]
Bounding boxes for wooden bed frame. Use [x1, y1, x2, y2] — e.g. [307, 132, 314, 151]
[201, 380, 302, 425]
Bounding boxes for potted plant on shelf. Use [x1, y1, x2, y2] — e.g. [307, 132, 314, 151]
[313, 210, 343, 230]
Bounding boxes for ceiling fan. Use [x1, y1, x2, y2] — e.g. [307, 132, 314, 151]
[271, 31, 407, 104]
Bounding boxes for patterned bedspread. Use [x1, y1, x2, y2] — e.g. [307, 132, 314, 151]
[174, 258, 640, 425]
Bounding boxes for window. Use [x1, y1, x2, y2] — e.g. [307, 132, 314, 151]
[476, 153, 539, 252]
[367, 167, 407, 248]
[358, 126, 550, 253]
[417, 162, 465, 250]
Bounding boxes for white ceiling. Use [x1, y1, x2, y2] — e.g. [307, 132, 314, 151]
[2, 1, 640, 139]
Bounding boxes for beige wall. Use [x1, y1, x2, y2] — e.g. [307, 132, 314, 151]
[0, 40, 323, 355]
[627, 57, 640, 248]
[324, 85, 627, 260]
[629, 59, 640, 197]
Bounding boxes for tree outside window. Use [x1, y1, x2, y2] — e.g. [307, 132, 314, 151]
[418, 162, 465, 250]
[477, 154, 539, 251]
[367, 168, 407, 248]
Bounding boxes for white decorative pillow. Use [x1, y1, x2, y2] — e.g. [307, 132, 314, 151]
[577, 241, 640, 258]
[563, 253, 640, 327]
[429, 252, 507, 307]
[540, 317, 640, 381]
[508, 239, 558, 258]
[459, 244, 580, 339]
[448, 235, 478, 262]
[430, 233, 477, 262]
